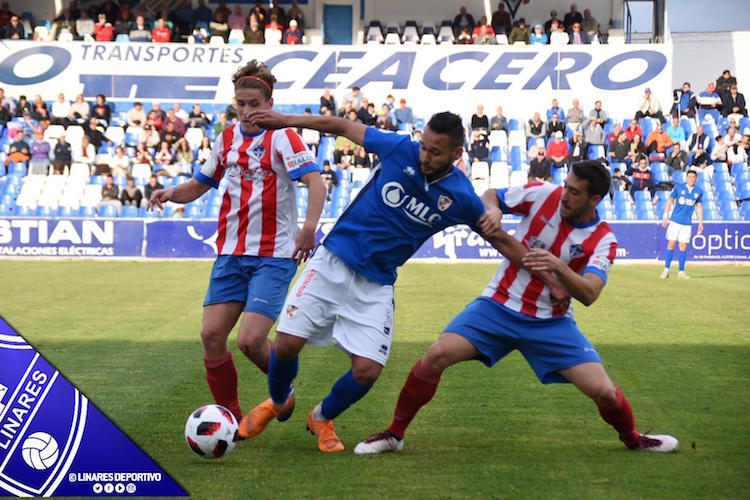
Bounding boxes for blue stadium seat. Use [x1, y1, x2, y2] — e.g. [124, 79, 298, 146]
[672, 171, 686, 184]
[34, 205, 52, 217]
[13, 205, 32, 216]
[77, 206, 95, 217]
[121, 205, 138, 218]
[186, 204, 203, 219]
[56, 206, 74, 217]
[206, 205, 220, 218]
[731, 163, 748, 178]
[634, 190, 652, 203]
[508, 119, 520, 131]
[741, 203, 750, 220]
[9, 162, 26, 176]
[0, 203, 9, 216]
[703, 208, 720, 221]
[90, 175, 105, 185]
[98, 204, 118, 218]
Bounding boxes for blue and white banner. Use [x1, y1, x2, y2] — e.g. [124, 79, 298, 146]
[0, 317, 186, 497]
[0, 41, 672, 121]
[0, 219, 143, 257]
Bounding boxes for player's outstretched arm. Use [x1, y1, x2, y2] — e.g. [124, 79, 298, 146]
[293, 171, 326, 263]
[147, 178, 211, 210]
[522, 249, 605, 306]
[247, 110, 367, 146]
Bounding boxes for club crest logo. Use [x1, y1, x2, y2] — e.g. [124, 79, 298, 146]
[437, 195, 453, 211]
[251, 146, 265, 159]
[569, 244, 584, 259]
[286, 305, 299, 318]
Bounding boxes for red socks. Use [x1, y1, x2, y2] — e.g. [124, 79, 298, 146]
[204, 352, 242, 422]
[597, 386, 639, 448]
[388, 359, 442, 439]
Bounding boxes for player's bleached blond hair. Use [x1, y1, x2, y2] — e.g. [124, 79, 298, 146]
[232, 59, 277, 100]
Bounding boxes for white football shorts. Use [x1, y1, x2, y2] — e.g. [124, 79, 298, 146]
[277, 245, 395, 366]
[666, 221, 692, 243]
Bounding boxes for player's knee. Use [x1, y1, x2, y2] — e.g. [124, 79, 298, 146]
[351, 362, 382, 386]
[422, 343, 450, 374]
[591, 383, 617, 406]
[273, 334, 303, 359]
[236, 332, 267, 357]
[200, 325, 228, 351]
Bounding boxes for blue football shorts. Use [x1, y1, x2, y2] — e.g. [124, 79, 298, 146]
[444, 297, 602, 384]
[204, 255, 297, 320]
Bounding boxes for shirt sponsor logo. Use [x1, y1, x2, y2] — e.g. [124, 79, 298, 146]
[589, 254, 611, 273]
[295, 269, 317, 297]
[285, 151, 314, 171]
[381, 181, 442, 227]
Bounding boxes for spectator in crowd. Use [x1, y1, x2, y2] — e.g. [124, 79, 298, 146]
[665, 143, 688, 175]
[609, 131, 630, 163]
[581, 9, 598, 39]
[358, 101, 377, 126]
[140, 123, 160, 148]
[549, 20, 569, 45]
[471, 15, 494, 40]
[711, 135, 728, 163]
[152, 17, 171, 42]
[474, 24, 496, 45]
[394, 98, 414, 129]
[286, 0, 304, 30]
[51, 134, 72, 174]
[491, 2, 511, 34]
[93, 95, 111, 127]
[665, 116, 686, 145]
[13, 95, 30, 118]
[467, 130, 489, 164]
[547, 98, 565, 122]
[343, 87, 364, 113]
[456, 26, 472, 44]
[634, 88, 664, 123]
[19, 111, 40, 137]
[153, 141, 176, 176]
[249, 0, 267, 28]
[670, 82, 697, 119]
[697, 82, 722, 122]
[191, 25, 209, 43]
[188, 104, 208, 129]
[722, 85, 747, 120]
[134, 142, 154, 166]
[29, 131, 51, 175]
[264, 16, 282, 44]
[568, 22, 588, 44]
[167, 107, 187, 134]
[85, 117, 107, 150]
[209, 10, 229, 40]
[375, 108, 396, 131]
[607, 123, 622, 147]
[120, 175, 143, 208]
[197, 136, 212, 165]
[223, 97, 238, 122]
[646, 122, 674, 160]
[584, 118, 605, 146]
[346, 108, 359, 124]
[0, 100, 9, 125]
[627, 156, 654, 194]
[546, 112, 565, 139]
[73, 135, 96, 169]
[4, 14, 25, 39]
[626, 134, 646, 165]
[300, 109, 321, 153]
[94, 13, 114, 41]
[174, 138, 194, 175]
[147, 109, 163, 132]
[452, 5, 475, 37]
[172, 0, 195, 36]
[0, 87, 15, 115]
[320, 160, 338, 200]
[160, 120, 182, 147]
[109, 145, 130, 177]
[283, 19, 302, 44]
[490, 106, 508, 132]
[76, 10, 94, 38]
[50, 93, 70, 126]
[688, 125, 710, 168]
[544, 10, 559, 37]
[529, 23, 547, 45]
[144, 174, 163, 201]
[566, 98, 585, 131]
[715, 69, 737, 97]
[725, 124, 743, 160]
[244, 13, 263, 43]
[589, 100, 608, 126]
[333, 141, 354, 168]
[268, 0, 286, 27]
[528, 146, 552, 182]
[569, 130, 588, 162]
[547, 131, 570, 169]
[98, 174, 121, 214]
[625, 119, 642, 142]
[32, 95, 48, 122]
[227, 4, 245, 30]
[4, 130, 29, 167]
[320, 88, 335, 114]
[471, 104, 489, 131]
[213, 112, 230, 137]
[127, 101, 146, 127]
[526, 112, 546, 139]
[609, 167, 632, 197]
[508, 18, 530, 44]
[354, 146, 371, 169]
[563, 3, 583, 28]
[68, 93, 89, 124]
[53, 6, 76, 38]
[130, 14, 151, 41]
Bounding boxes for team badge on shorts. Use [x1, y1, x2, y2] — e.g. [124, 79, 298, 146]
[286, 305, 299, 318]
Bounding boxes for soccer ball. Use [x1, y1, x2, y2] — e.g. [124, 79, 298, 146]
[184, 404, 239, 459]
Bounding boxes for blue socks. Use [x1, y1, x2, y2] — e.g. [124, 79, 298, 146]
[268, 350, 298, 406]
[664, 248, 674, 269]
[320, 370, 372, 420]
[678, 250, 687, 271]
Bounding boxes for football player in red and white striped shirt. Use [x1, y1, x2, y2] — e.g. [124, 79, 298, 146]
[148, 60, 325, 422]
[355, 160, 678, 455]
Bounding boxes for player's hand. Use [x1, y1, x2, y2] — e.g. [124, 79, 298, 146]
[522, 248, 564, 273]
[292, 224, 316, 264]
[697, 222, 704, 234]
[147, 187, 174, 210]
[477, 208, 503, 238]
[246, 109, 288, 130]
[661, 217, 669, 228]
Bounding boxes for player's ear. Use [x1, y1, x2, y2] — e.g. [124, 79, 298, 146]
[267, 97, 274, 108]
[451, 146, 463, 163]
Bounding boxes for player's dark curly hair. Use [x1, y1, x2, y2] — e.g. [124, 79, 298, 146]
[571, 160, 611, 199]
[427, 111, 464, 148]
[232, 59, 276, 100]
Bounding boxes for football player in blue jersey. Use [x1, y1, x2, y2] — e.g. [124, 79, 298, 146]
[661, 168, 704, 279]
[235, 109, 568, 452]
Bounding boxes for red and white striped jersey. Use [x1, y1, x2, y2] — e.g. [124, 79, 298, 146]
[196, 124, 318, 257]
[482, 181, 618, 319]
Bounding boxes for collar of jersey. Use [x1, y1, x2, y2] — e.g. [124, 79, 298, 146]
[566, 211, 600, 229]
[239, 127, 265, 138]
[423, 166, 455, 191]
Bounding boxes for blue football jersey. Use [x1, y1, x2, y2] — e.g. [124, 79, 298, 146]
[323, 127, 486, 285]
[669, 183, 703, 225]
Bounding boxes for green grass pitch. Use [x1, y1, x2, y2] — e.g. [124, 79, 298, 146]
[2, 261, 748, 498]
